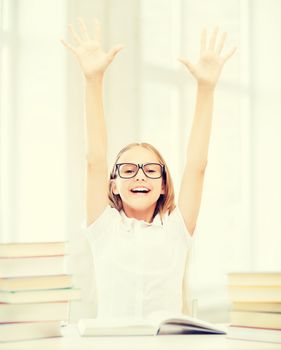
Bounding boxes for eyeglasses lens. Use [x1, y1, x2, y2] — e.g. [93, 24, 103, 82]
[143, 164, 162, 178]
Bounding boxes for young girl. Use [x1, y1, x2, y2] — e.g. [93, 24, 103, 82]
[61, 18, 236, 319]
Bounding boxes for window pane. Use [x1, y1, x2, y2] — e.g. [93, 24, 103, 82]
[182, 0, 240, 83]
[0, 0, 67, 242]
[140, 0, 181, 69]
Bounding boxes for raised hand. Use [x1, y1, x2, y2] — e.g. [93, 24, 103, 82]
[61, 18, 123, 80]
[178, 27, 236, 88]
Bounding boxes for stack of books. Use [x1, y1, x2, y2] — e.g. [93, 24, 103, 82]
[0, 242, 80, 343]
[227, 272, 281, 344]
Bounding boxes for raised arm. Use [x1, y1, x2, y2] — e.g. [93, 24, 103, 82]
[61, 18, 123, 226]
[177, 28, 236, 236]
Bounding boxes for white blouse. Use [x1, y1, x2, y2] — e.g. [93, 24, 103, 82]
[83, 206, 193, 319]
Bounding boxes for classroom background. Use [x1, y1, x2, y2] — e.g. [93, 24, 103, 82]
[0, 0, 280, 323]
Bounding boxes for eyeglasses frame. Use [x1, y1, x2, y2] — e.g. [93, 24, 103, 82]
[115, 162, 165, 179]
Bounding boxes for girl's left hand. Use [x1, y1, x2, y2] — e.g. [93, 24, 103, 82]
[178, 27, 236, 88]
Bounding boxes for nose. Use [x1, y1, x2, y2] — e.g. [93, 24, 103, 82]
[134, 167, 146, 180]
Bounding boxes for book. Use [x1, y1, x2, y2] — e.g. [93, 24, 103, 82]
[0, 301, 69, 322]
[0, 241, 76, 343]
[0, 321, 62, 342]
[227, 326, 281, 344]
[0, 274, 73, 291]
[0, 241, 67, 257]
[78, 311, 226, 336]
[232, 301, 281, 313]
[227, 271, 281, 344]
[228, 285, 281, 302]
[0, 255, 67, 278]
[228, 272, 281, 286]
[230, 310, 281, 329]
[0, 287, 81, 303]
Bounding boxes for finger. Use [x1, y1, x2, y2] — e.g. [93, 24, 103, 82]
[107, 45, 124, 61]
[216, 32, 227, 55]
[93, 18, 101, 43]
[78, 17, 90, 41]
[68, 24, 82, 44]
[178, 57, 196, 75]
[60, 38, 77, 55]
[222, 46, 237, 63]
[200, 28, 207, 55]
[208, 26, 219, 51]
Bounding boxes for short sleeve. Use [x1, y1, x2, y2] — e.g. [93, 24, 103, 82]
[81, 205, 120, 242]
[167, 206, 194, 244]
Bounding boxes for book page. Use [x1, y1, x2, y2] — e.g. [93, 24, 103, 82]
[147, 310, 226, 334]
[158, 323, 225, 335]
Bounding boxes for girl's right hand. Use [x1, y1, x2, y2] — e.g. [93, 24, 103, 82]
[61, 18, 124, 80]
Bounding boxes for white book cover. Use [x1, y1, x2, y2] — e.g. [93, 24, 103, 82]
[227, 326, 281, 344]
[0, 242, 68, 258]
[228, 285, 281, 302]
[0, 301, 70, 322]
[0, 287, 81, 303]
[227, 272, 281, 286]
[0, 255, 67, 278]
[0, 274, 73, 291]
[0, 321, 62, 343]
[230, 310, 281, 329]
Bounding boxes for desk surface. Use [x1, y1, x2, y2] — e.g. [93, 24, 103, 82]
[0, 324, 281, 350]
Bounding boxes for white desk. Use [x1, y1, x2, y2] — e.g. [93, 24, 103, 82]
[0, 324, 281, 350]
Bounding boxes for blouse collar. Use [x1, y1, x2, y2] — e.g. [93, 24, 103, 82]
[120, 209, 165, 229]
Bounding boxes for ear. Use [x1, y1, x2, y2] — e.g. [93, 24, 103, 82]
[161, 183, 165, 195]
[111, 179, 119, 195]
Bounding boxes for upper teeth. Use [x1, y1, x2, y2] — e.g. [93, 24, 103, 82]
[131, 187, 149, 192]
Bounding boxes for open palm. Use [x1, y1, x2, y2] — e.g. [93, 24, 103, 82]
[179, 28, 236, 87]
[61, 18, 123, 80]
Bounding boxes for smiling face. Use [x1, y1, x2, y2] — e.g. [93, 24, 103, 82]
[111, 146, 165, 215]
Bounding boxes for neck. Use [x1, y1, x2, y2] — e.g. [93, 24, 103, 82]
[122, 204, 157, 223]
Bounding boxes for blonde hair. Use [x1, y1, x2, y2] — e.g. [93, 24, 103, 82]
[108, 143, 176, 221]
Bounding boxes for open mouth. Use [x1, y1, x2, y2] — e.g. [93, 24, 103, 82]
[130, 187, 151, 195]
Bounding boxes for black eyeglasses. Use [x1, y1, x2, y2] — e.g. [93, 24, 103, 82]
[115, 163, 165, 179]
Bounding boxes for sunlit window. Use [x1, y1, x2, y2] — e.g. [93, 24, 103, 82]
[0, 0, 67, 242]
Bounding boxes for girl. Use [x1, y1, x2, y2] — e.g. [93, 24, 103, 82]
[61, 18, 236, 319]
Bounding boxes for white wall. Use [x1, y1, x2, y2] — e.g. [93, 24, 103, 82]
[250, 0, 281, 270]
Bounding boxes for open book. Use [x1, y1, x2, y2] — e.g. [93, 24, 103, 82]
[78, 311, 226, 336]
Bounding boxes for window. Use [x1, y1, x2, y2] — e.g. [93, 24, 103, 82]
[0, 0, 67, 242]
